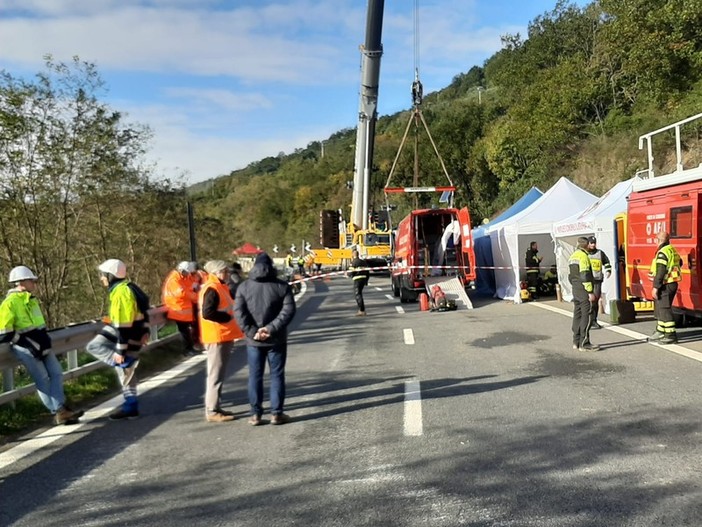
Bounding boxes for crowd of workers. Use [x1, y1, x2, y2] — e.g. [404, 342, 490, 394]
[0, 229, 685, 427]
[0, 252, 295, 427]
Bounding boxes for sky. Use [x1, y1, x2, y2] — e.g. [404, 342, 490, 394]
[0, 0, 588, 185]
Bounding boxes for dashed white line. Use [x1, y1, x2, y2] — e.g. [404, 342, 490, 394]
[404, 379, 423, 436]
[375, 287, 384, 291]
[403, 328, 415, 345]
[385, 294, 394, 300]
[395, 306, 405, 314]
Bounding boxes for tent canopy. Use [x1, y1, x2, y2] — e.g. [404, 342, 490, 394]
[232, 242, 263, 256]
[552, 177, 635, 312]
[489, 177, 598, 302]
[472, 187, 543, 297]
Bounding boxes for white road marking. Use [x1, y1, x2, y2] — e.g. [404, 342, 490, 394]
[375, 287, 383, 291]
[395, 306, 405, 314]
[0, 354, 208, 471]
[403, 328, 415, 345]
[404, 379, 423, 436]
[531, 302, 702, 364]
[385, 294, 394, 300]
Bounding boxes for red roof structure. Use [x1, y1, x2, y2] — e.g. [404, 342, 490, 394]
[232, 242, 263, 256]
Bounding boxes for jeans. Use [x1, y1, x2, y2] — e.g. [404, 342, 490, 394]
[11, 345, 65, 413]
[247, 344, 287, 416]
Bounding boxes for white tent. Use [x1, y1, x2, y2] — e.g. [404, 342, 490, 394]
[552, 178, 635, 313]
[489, 177, 598, 302]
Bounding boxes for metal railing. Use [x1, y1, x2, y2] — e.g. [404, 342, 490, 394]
[0, 306, 176, 407]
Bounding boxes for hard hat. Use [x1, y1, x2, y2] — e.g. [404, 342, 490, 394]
[588, 236, 597, 244]
[9, 265, 38, 283]
[176, 261, 197, 273]
[98, 259, 127, 279]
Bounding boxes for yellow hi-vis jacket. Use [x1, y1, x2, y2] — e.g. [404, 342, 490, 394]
[649, 243, 682, 288]
[0, 289, 52, 355]
[102, 280, 147, 353]
[568, 248, 594, 293]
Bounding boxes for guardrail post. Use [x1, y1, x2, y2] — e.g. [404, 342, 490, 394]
[2, 367, 16, 409]
[67, 349, 78, 370]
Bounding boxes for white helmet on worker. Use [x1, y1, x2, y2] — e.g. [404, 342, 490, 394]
[98, 259, 127, 279]
[176, 261, 197, 274]
[9, 265, 38, 283]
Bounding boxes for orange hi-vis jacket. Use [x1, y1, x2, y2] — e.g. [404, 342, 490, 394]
[198, 275, 243, 344]
[162, 270, 199, 323]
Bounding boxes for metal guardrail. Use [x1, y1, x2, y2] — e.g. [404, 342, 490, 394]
[0, 306, 175, 407]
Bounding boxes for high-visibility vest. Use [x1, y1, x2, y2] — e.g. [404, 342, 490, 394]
[568, 248, 594, 293]
[162, 270, 198, 322]
[198, 275, 243, 344]
[650, 244, 682, 284]
[109, 281, 143, 329]
[0, 290, 47, 336]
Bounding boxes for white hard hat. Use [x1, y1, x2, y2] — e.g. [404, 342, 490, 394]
[176, 261, 197, 273]
[9, 265, 38, 283]
[98, 259, 127, 279]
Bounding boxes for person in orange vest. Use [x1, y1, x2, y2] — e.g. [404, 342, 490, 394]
[162, 261, 201, 356]
[199, 260, 244, 423]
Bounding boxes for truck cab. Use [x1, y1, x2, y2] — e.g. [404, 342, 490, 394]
[390, 207, 476, 302]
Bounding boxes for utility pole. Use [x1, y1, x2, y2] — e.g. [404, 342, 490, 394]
[187, 201, 197, 261]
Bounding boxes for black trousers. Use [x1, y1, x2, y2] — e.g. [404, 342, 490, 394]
[353, 279, 366, 312]
[526, 271, 539, 297]
[654, 282, 678, 334]
[572, 288, 593, 347]
[589, 281, 603, 322]
[175, 320, 196, 350]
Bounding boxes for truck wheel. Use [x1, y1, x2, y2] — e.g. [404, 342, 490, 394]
[391, 277, 400, 297]
[399, 286, 411, 303]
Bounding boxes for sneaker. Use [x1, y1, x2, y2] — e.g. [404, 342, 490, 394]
[591, 322, 602, 329]
[648, 331, 665, 342]
[579, 343, 600, 352]
[183, 348, 200, 357]
[572, 344, 578, 350]
[248, 414, 262, 426]
[54, 407, 82, 425]
[356, 311, 366, 317]
[270, 413, 291, 425]
[109, 408, 140, 421]
[660, 335, 678, 345]
[206, 411, 235, 423]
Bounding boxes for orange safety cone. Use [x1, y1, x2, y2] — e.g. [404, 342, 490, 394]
[419, 292, 430, 311]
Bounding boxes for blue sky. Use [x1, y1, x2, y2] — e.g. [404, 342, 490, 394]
[0, 0, 588, 185]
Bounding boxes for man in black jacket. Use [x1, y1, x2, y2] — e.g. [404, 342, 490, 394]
[234, 253, 296, 426]
[349, 249, 370, 316]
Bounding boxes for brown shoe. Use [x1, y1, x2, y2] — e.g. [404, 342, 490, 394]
[271, 413, 291, 425]
[248, 414, 262, 426]
[54, 407, 81, 425]
[206, 411, 235, 423]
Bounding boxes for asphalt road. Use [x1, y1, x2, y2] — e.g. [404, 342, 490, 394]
[1, 277, 701, 526]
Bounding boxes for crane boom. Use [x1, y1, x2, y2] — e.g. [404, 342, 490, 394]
[351, 0, 384, 230]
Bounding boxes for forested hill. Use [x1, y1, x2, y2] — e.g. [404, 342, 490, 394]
[192, 0, 702, 254]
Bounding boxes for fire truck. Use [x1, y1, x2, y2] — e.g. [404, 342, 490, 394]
[391, 206, 476, 303]
[616, 113, 702, 320]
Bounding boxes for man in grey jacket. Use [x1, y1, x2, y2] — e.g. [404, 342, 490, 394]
[234, 252, 296, 426]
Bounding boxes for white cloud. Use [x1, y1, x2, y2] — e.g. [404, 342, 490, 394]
[163, 88, 273, 112]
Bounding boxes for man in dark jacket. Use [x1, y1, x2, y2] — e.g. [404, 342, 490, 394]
[349, 249, 370, 316]
[525, 241, 542, 300]
[234, 252, 296, 426]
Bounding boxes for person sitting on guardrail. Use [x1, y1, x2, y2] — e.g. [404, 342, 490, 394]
[0, 265, 84, 425]
[162, 261, 201, 357]
[86, 259, 150, 421]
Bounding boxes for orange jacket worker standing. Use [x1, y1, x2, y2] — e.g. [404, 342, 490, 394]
[162, 261, 201, 356]
[198, 260, 244, 423]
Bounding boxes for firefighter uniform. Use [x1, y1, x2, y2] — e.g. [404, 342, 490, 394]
[349, 254, 370, 315]
[649, 241, 682, 344]
[587, 238, 612, 328]
[568, 245, 598, 351]
[525, 243, 542, 299]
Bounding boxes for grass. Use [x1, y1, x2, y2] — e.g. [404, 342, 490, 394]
[0, 335, 187, 442]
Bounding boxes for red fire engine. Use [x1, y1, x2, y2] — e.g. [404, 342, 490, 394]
[617, 113, 702, 319]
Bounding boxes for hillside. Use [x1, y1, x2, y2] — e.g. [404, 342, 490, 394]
[190, 0, 702, 257]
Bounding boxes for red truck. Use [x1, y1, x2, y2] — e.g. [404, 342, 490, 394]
[390, 207, 476, 303]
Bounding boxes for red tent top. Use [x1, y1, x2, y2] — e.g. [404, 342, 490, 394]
[232, 242, 263, 256]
